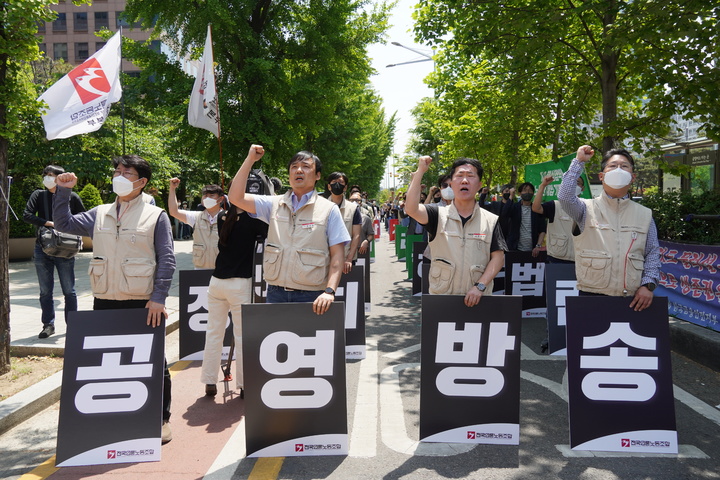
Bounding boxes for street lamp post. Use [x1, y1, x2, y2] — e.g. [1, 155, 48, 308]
[386, 41, 434, 69]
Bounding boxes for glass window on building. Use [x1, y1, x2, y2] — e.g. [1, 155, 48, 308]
[52, 13, 67, 32]
[39, 43, 47, 55]
[95, 11, 109, 31]
[53, 43, 68, 62]
[75, 42, 89, 62]
[74, 12, 88, 32]
[116, 11, 130, 28]
[96, 42, 107, 52]
[37, 21, 46, 33]
[149, 40, 161, 53]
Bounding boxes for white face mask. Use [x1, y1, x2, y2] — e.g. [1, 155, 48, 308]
[202, 197, 218, 209]
[43, 175, 56, 189]
[112, 175, 139, 197]
[575, 186, 583, 196]
[440, 186, 455, 201]
[602, 167, 633, 189]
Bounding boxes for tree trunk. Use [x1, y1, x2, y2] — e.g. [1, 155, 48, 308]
[600, 3, 619, 154]
[0, 135, 10, 376]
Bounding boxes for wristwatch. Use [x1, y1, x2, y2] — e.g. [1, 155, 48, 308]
[324, 287, 336, 296]
[642, 282, 656, 292]
[475, 282, 486, 293]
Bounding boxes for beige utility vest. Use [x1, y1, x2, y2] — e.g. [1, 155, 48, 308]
[428, 203, 498, 295]
[546, 200, 576, 262]
[263, 191, 335, 291]
[192, 210, 221, 269]
[573, 195, 652, 296]
[338, 198, 359, 260]
[90, 195, 163, 300]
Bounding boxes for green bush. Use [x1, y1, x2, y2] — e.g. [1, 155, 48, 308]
[643, 190, 720, 245]
[78, 183, 103, 211]
[8, 176, 40, 238]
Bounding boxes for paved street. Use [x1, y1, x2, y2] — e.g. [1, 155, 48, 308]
[1, 232, 720, 479]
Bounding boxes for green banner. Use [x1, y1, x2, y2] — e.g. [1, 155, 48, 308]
[524, 153, 592, 201]
[406, 234, 424, 279]
[395, 226, 408, 259]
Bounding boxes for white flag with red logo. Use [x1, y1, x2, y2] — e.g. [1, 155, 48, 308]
[188, 25, 220, 137]
[38, 31, 122, 140]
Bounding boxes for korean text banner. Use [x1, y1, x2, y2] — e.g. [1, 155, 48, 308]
[524, 153, 592, 201]
[659, 240, 720, 332]
[38, 31, 122, 140]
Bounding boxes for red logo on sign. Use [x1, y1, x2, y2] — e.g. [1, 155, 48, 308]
[621, 439, 630, 447]
[68, 58, 112, 104]
[107, 450, 116, 459]
[467, 431, 476, 439]
[295, 444, 304, 452]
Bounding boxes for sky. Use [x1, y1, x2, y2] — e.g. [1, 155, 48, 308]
[366, 0, 434, 189]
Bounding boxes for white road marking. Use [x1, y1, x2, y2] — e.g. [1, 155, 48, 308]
[383, 344, 420, 360]
[203, 417, 247, 479]
[349, 338, 379, 457]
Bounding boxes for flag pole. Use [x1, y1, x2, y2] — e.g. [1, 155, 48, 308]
[120, 27, 126, 155]
[209, 25, 224, 191]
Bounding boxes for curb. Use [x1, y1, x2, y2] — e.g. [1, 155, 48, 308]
[668, 318, 720, 372]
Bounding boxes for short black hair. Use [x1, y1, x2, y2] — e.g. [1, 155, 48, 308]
[287, 151, 322, 175]
[43, 165, 64, 176]
[202, 184, 224, 196]
[326, 172, 348, 186]
[518, 182, 535, 193]
[113, 155, 152, 182]
[449, 157, 483, 181]
[437, 174, 451, 188]
[601, 149, 635, 171]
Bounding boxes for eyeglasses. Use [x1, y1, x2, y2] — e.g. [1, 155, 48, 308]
[113, 169, 139, 179]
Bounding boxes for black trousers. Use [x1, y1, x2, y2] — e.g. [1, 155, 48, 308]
[93, 298, 172, 421]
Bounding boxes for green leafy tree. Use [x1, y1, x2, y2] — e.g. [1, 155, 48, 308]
[122, 0, 393, 187]
[414, 0, 719, 155]
[0, 0, 89, 374]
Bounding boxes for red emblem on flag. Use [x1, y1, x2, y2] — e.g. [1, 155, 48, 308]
[68, 58, 112, 104]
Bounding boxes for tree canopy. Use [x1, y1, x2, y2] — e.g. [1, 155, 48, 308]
[413, 0, 720, 161]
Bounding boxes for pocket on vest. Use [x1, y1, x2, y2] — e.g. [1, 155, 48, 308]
[293, 248, 328, 287]
[88, 256, 108, 294]
[626, 253, 645, 290]
[120, 258, 155, 296]
[549, 234, 570, 258]
[577, 250, 611, 288]
[263, 244, 283, 282]
[429, 258, 455, 294]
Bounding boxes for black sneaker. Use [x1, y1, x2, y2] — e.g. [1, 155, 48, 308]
[38, 324, 55, 339]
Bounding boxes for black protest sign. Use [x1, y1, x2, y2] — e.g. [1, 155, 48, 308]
[504, 250, 547, 317]
[544, 263, 578, 355]
[179, 269, 232, 361]
[566, 296, 678, 453]
[253, 241, 267, 303]
[56, 309, 165, 466]
[412, 242, 428, 296]
[337, 266, 366, 359]
[356, 247, 372, 313]
[420, 295, 523, 444]
[242, 302, 348, 457]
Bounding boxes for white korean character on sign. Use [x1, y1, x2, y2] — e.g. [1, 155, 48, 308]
[188, 285, 229, 332]
[259, 330, 335, 409]
[435, 322, 516, 397]
[336, 282, 359, 329]
[254, 242, 267, 298]
[556, 280, 578, 326]
[511, 263, 545, 296]
[75, 334, 154, 414]
[580, 322, 658, 402]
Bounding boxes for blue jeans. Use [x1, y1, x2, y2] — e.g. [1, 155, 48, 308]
[34, 243, 77, 326]
[266, 285, 323, 304]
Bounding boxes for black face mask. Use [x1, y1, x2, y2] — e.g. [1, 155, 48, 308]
[502, 192, 511, 200]
[330, 183, 345, 196]
[520, 193, 533, 201]
[433, 195, 441, 202]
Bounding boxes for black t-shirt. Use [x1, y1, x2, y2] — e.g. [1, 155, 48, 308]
[422, 203, 507, 252]
[213, 211, 269, 279]
[541, 200, 557, 222]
